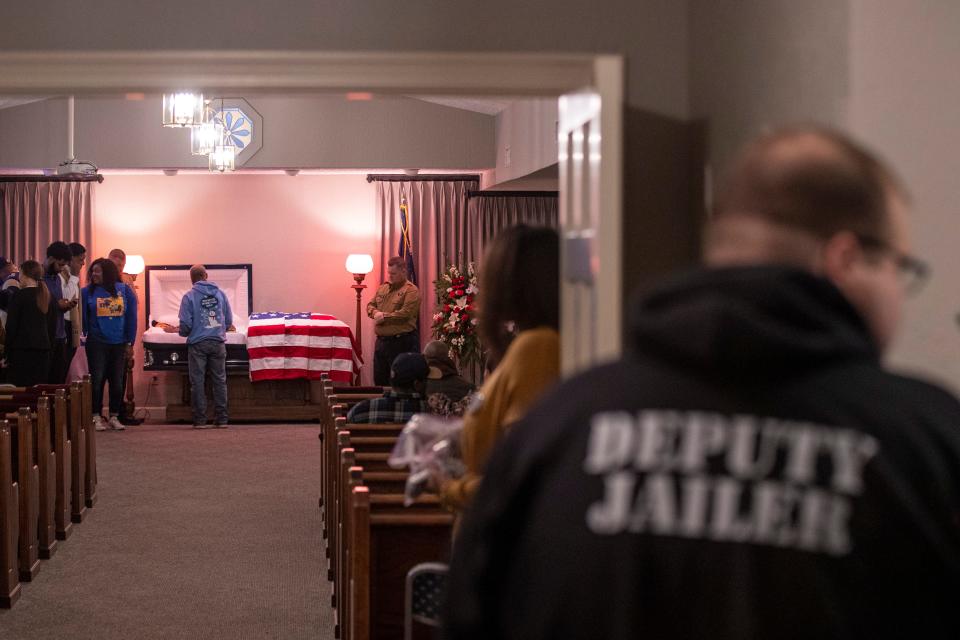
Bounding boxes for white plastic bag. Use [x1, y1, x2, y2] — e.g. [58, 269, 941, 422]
[389, 413, 466, 506]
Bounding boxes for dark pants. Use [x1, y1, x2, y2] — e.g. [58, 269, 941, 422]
[188, 339, 228, 425]
[48, 337, 66, 384]
[62, 321, 77, 383]
[87, 340, 126, 416]
[373, 332, 419, 386]
[8, 348, 50, 387]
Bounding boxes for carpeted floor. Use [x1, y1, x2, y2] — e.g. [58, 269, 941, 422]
[0, 424, 334, 640]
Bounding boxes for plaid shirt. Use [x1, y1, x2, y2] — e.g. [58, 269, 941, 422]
[346, 390, 427, 424]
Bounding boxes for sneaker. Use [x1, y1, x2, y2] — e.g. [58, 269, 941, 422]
[92, 415, 107, 431]
[193, 423, 212, 429]
[107, 416, 126, 431]
[214, 422, 228, 429]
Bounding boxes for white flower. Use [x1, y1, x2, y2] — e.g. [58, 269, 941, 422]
[456, 297, 468, 307]
[471, 319, 478, 325]
[465, 285, 477, 295]
[446, 287, 453, 293]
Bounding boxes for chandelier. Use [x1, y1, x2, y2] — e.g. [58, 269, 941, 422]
[161, 92, 204, 127]
[208, 143, 236, 173]
[190, 111, 222, 156]
[163, 93, 253, 173]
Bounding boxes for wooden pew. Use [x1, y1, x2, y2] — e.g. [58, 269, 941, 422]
[322, 419, 402, 547]
[0, 420, 20, 608]
[81, 374, 97, 508]
[345, 486, 452, 640]
[329, 430, 440, 617]
[318, 393, 388, 519]
[0, 385, 82, 533]
[69, 382, 88, 523]
[323, 416, 400, 514]
[5, 408, 41, 581]
[26, 404, 56, 560]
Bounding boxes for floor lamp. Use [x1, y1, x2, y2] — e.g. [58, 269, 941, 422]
[345, 254, 374, 383]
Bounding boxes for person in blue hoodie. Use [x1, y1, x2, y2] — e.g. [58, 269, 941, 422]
[166, 264, 233, 428]
[82, 257, 137, 432]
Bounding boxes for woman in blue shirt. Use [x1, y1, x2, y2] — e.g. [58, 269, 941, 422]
[82, 258, 137, 431]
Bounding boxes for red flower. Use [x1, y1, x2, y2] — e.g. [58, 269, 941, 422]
[444, 304, 451, 312]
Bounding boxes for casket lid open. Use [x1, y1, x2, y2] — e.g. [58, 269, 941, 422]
[144, 264, 252, 330]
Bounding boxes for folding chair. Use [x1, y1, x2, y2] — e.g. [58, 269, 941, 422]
[405, 561, 448, 640]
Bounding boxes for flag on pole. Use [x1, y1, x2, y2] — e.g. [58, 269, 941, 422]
[398, 198, 417, 285]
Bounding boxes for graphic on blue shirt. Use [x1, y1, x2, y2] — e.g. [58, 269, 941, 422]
[201, 295, 222, 328]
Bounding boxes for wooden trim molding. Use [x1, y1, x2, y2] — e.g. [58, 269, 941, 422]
[0, 51, 596, 96]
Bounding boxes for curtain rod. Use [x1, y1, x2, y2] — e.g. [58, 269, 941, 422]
[366, 174, 480, 183]
[0, 174, 104, 183]
[467, 190, 558, 198]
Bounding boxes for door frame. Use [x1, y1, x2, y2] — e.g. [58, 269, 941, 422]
[0, 49, 624, 367]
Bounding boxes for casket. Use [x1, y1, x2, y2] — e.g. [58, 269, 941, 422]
[142, 264, 252, 372]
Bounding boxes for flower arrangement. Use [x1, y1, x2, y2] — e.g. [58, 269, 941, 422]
[431, 262, 483, 372]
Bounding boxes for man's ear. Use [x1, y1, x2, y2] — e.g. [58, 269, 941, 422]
[818, 231, 862, 285]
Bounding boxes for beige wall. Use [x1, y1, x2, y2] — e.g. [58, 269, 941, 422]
[0, 95, 495, 170]
[847, 0, 960, 389]
[689, 0, 850, 173]
[93, 173, 382, 401]
[0, 1, 690, 119]
[689, 0, 960, 391]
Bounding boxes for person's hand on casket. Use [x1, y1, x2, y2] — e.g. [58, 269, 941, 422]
[227, 324, 236, 332]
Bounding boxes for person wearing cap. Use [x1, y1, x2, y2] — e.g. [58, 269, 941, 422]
[346, 353, 429, 424]
[423, 340, 475, 416]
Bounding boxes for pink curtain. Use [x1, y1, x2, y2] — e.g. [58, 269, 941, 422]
[375, 178, 478, 348]
[0, 180, 95, 264]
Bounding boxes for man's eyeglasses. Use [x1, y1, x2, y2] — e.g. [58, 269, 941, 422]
[855, 234, 930, 294]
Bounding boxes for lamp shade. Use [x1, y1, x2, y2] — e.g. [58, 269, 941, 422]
[162, 92, 204, 127]
[345, 254, 374, 275]
[123, 255, 145, 275]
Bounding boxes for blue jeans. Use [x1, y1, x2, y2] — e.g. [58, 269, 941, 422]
[188, 339, 228, 425]
[87, 340, 126, 416]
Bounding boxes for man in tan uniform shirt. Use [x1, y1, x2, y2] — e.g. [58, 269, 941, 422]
[367, 256, 421, 385]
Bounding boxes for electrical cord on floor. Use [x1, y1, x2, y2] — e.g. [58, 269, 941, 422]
[132, 378, 155, 422]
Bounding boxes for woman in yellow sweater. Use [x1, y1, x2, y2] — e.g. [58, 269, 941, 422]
[440, 225, 560, 518]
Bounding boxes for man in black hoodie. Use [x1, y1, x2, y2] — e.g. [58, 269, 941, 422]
[443, 127, 960, 639]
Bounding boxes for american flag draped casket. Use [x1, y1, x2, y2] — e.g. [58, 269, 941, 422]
[142, 264, 360, 382]
[247, 312, 360, 383]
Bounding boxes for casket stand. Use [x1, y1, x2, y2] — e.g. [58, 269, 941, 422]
[141, 265, 343, 423]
